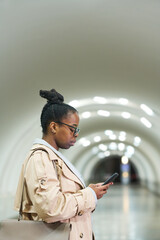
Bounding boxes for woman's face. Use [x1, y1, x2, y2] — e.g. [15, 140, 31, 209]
[54, 112, 80, 150]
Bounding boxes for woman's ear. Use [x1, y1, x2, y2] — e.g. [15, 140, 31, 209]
[49, 122, 57, 134]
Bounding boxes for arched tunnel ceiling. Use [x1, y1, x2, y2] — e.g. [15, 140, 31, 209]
[0, 0, 160, 195]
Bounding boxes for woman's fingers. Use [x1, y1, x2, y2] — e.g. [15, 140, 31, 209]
[88, 182, 113, 199]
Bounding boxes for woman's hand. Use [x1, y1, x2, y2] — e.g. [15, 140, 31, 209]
[89, 182, 113, 199]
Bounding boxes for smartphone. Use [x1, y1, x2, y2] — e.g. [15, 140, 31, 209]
[102, 172, 119, 185]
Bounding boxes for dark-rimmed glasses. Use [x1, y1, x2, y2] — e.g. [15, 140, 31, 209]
[55, 121, 80, 136]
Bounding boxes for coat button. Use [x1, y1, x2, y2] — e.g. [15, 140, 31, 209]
[40, 179, 45, 185]
[80, 233, 83, 238]
[78, 210, 83, 216]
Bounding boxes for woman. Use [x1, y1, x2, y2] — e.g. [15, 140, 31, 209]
[14, 89, 112, 240]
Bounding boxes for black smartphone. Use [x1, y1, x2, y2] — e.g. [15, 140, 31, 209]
[102, 173, 119, 185]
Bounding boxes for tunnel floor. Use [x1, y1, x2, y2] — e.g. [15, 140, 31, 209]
[92, 184, 160, 240]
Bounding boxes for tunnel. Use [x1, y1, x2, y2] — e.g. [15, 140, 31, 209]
[0, 1, 160, 239]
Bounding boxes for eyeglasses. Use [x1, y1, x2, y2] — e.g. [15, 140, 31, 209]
[55, 121, 80, 136]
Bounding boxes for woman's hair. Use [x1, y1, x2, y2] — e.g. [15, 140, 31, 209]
[40, 89, 78, 134]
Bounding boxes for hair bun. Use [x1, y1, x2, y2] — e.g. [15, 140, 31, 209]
[40, 89, 64, 104]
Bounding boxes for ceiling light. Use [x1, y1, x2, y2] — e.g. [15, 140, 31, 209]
[140, 117, 152, 128]
[126, 146, 135, 155]
[109, 142, 117, 150]
[119, 98, 129, 105]
[94, 136, 101, 142]
[92, 147, 99, 154]
[104, 151, 110, 157]
[121, 156, 129, 164]
[134, 136, 141, 146]
[69, 100, 81, 108]
[79, 138, 91, 147]
[104, 130, 113, 136]
[82, 140, 91, 147]
[99, 144, 107, 151]
[118, 131, 126, 141]
[97, 110, 110, 117]
[93, 96, 107, 104]
[140, 104, 154, 116]
[109, 134, 117, 140]
[121, 112, 131, 119]
[118, 135, 126, 141]
[81, 111, 91, 119]
[118, 143, 125, 151]
[124, 145, 135, 158]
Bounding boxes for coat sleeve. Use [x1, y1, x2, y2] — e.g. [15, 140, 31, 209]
[25, 150, 96, 223]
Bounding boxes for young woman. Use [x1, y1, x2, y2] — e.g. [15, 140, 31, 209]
[14, 89, 112, 240]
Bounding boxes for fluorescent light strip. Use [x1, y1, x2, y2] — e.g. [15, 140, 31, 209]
[79, 138, 91, 147]
[99, 144, 107, 151]
[118, 135, 126, 141]
[118, 143, 125, 151]
[109, 134, 117, 140]
[81, 111, 91, 118]
[94, 136, 101, 142]
[104, 130, 113, 136]
[140, 117, 152, 128]
[104, 151, 110, 157]
[97, 110, 110, 117]
[134, 136, 141, 146]
[119, 98, 129, 105]
[140, 104, 154, 116]
[69, 100, 80, 108]
[126, 146, 135, 155]
[93, 96, 107, 104]
[109, 142, 117, 150]
[121, 112, 131, 119]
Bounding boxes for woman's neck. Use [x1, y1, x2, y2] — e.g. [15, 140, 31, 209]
[42, 135, 59, 150]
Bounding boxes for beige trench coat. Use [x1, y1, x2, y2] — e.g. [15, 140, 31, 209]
[14, 144, 96, 240]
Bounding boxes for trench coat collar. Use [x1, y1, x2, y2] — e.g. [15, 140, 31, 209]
[32, 138, 86, 187]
